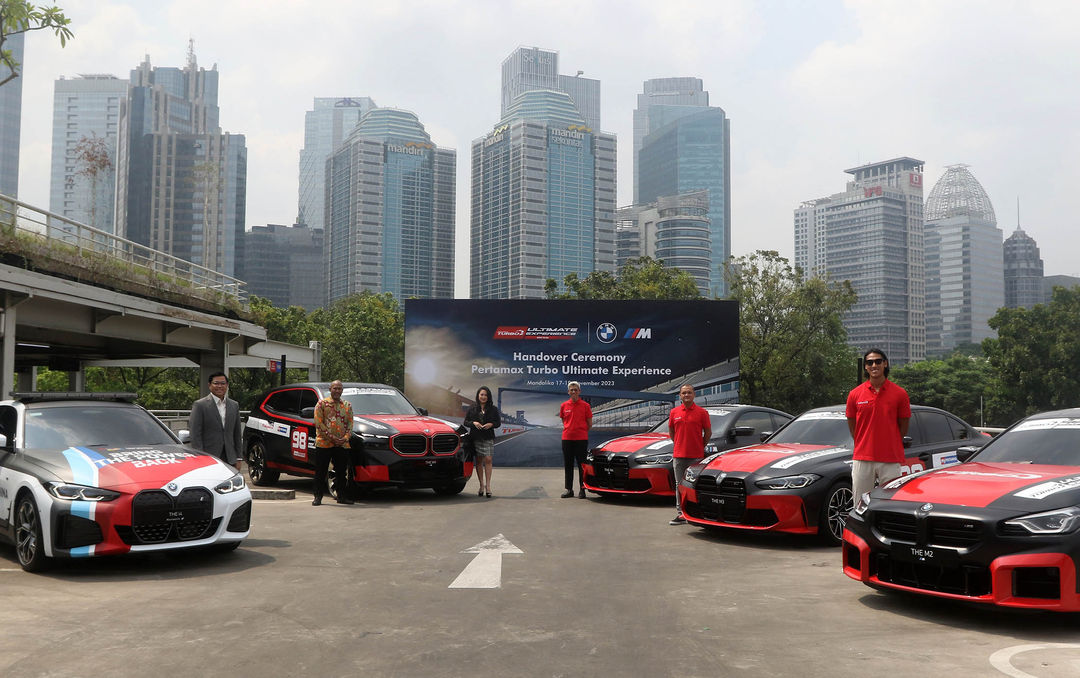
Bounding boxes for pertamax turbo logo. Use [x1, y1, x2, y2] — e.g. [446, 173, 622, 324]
[494, 326, 578, 340]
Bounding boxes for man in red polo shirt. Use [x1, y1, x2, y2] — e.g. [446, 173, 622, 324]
[559, 381, 592, 498]
[846, 348, 911, 506]
[668, 384, 711, 525]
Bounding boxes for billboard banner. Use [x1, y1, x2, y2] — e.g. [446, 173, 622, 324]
[404, 299, 739, 466]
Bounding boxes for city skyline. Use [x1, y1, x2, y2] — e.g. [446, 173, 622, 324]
[9, 1, 1080, 297]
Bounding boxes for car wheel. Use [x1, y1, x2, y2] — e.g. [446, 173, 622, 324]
[819, 481, 853, 546]
[433, 480, 467, 495]
[246, 438, 279, 486]
[15, 495, 50, 573]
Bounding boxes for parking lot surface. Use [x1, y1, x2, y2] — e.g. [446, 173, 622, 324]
[2, 468, 1078, 678]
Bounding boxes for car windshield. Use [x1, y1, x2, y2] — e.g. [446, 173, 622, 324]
[766, 412, 851, 446]
[972, 418, 1080, 466]
[24, 405, 177, 449]
[341, 387, 418, 416]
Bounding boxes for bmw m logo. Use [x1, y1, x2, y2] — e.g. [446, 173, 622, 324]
[597, 323, 617, 343]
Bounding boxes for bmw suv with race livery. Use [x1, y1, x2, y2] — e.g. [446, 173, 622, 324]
[244, 382, 469, 496]
[679, 404, 989, 545]
[844, 408, 1080, 612]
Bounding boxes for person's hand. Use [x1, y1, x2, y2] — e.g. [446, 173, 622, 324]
[473, 421, 482, 428]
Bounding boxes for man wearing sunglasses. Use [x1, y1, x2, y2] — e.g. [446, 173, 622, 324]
[846, 348, 910, 504]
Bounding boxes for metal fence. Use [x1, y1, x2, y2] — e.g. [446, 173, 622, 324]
[0, 193, 245, 303]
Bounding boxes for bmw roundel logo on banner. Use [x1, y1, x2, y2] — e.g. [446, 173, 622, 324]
[597, 323, 617, 343]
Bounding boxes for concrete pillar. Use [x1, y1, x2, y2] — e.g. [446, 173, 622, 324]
[308, 340, 321, 382]
[0, 301, 14, 398]
[17, 367, 34, 392]
[68, 367, 85, 392]
[198, 333, 228, 397]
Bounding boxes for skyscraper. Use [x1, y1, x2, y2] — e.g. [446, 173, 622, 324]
[471, 89, 616, 299]
[501, 46, 601, 131]
[923, 165, 1004, 355]
[0, 33, 24, 197]
[635, 79, 730, 296]
[49, 74, 129, 233]
[632, 77, 709, 204]
[615, 191, 711, 294]
[238, 223, 324, 310]
[1003, 226, 1044, 309]
[115, 47, 247, 277]
[794, 157, 926, 366]
[325, 108, 455, 303]
[297, 96, 376, 230]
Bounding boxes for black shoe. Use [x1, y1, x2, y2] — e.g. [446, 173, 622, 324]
[312, 497, 322, 506]
[336, 497, 354, 505]
[578, 488, 586, 498]
[560, 490, 574, 498]
[669, 515, 686, 525]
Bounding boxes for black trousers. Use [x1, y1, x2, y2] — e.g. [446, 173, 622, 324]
[313, 446, 348, 499]
[562, 439, 588, 490]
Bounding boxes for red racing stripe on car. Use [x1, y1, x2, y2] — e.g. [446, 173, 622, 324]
[886, 462, 1079, 508]
[705, 444, 836, 473]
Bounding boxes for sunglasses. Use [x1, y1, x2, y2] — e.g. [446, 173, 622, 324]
[865, 359, 885, 366]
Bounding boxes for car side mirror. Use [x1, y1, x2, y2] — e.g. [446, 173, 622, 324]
[902, 436, 912, 448]
[758, 431, 773, 442]
[730, 426, 753, 440]
[956, 446, 980, 462]
[177, 429, 191, 444]
[300, 407, 316, 419]
[417, 407, 429, 416]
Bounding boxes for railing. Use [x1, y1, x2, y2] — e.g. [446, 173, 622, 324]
[0, 193, 246, 304]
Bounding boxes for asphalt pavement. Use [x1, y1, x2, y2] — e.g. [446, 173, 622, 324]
[1, 468, 1078, 678]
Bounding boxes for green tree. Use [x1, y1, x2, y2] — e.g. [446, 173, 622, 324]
[725, 251, 858, 414]
[1, 1, 72, 87]
[983, 287, 1080, 424]
[544, 256, 701, 300]
[890, 353, 995, 426]
[313, 292, 405, 388]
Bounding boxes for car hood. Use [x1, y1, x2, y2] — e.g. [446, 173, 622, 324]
[876, 461, 1080, 510]
[22, 444, 231, 489]
[593, 433, 671, 455]
[355, 415, 458, 437]
[704, 443, 851, 476]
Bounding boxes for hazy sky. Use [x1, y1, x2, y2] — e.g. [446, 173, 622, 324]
[14, 0, 1080, 295]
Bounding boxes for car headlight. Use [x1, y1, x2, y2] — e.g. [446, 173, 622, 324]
[215, 474, 246, 494]
[45, 481, 120, 502]
[586, 449, 600, 462]
[754, 473, 821, 490]
[683, 467, 700, 483]
[637, 454, 673, 465]
[853, 492, 872, 515]
[1004, 506, 1080, 535]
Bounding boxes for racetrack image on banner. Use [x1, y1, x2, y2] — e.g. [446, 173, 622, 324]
[404, 299, 739, 466]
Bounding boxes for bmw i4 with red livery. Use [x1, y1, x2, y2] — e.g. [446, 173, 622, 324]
[679, 405, 988, 544]
[244, 382, 469, 495]
[843, 409, 1080, 612]
[583, 405, 792, 497]
[0, 393, 251, 572]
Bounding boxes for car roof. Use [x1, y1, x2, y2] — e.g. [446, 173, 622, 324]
[704, 404, 791, 416]
[799, 403, 972, 419]
[2, 392, 139, 406]
[268, 382, 394, 391]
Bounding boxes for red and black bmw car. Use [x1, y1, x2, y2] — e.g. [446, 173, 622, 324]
[679, 405, 988, 544]
[582, 405, 792, 497]
[244, 383, 469, 495]
[844, 409, 1080, 611]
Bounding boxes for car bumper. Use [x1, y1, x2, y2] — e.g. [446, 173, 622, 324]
[842, 526, 1080, 611]
[679, 485, 816, 535]
[351, 448, 472, 488]
[582, 462, 674, 496]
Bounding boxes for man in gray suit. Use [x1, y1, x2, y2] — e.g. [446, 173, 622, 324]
[189, 372, 243, 470]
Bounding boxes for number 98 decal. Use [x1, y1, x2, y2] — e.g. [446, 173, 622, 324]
[291, 429, 309, 461]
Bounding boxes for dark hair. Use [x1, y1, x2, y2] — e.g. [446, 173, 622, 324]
[863, 348, 889, 378]
[475, 385, 494, 407]
[207, 371, 228, 384]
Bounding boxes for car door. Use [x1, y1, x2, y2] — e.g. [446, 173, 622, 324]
[906, 410, 966, 472]
[261, 389, 307, 469]
[0, 405, 18, 531]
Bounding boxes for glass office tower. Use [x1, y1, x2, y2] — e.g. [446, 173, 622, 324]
[471, 89, 616, 299]
[325, 108, 456, 303]
[297, 96, 376, 230]
[0, 33, 23, 197]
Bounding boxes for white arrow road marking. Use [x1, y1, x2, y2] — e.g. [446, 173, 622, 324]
[989, 643, 1080, 678]
[448, 534, 523, 589]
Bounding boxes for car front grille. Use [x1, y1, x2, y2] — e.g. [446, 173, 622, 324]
[123, 488, 216, 544]
[432, 434, 459, 453]
[692, 476, 748, 523]
[872, 552, 991, 597]
[874, 511, 917, 541]
[929, 517, 981, 547]
[391, 433, 460, 456]
[392, 434, 427, 455]
[590, 457, 633, 489]
[874, 512, 983, 548]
